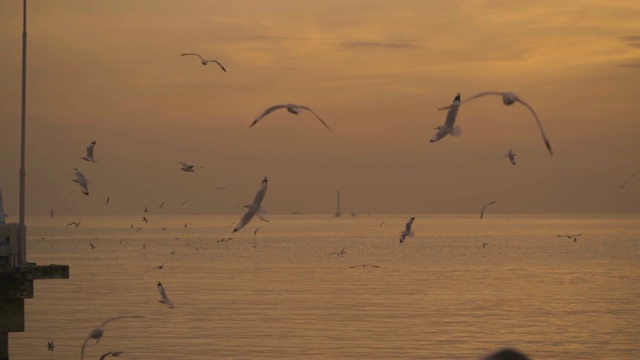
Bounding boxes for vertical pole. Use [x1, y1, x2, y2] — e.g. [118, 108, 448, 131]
[18, 0, 27, 265]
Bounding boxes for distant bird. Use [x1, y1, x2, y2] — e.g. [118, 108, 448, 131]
[349, 264, 379, 268]
[136, 227, 142, 233]
[430, 93, 462, 143]
[330, 248, 346, 256]
[505, 149, 517, 165]
[158, 202, 166, 208]
[183, 222, 188, 228]
[161, 227, 166, 231]
[378, 221, 385, 227]
[399, 217, 415, 243]
[142, 243, 146, 249]
[66, 221, 82, 229]
[142, 217, 149, 224]
[80, 316, 142, 360]
[179, 162, 203, 172]
[480, 201, 496, 219]
[253, 227, 260, 236]
[149, 260, 172, 271]
[611, 180, 631, 189]
[80, 141, 97, 163]
[482, 242, 488, 248]
[157, 281, 175, 308]
[557, 234, 581, 242]
[104, 197, 110, 205]
[90, 242, 96, 249]
[217, 237, 233, 243]
[233, 177, 268, 233]
[249, 104, 332, 131]
[50, 208, 54, 218]
[438, 91, 553, 156]
[72, 168, 90, 196]
[47, 340, 54, 351]
[180, 53, 226, 72]
[215, 186, 228, 191]
[482, 348, 530, 360]
[99, 351, 126, 360]
[143, 206, 148, 213]
[181, 198, 192, 206]
[625, 171, 638, 178]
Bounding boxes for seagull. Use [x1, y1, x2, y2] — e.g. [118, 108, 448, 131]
[217, 237, 233, 243]
[157, 281, 175, 308]
[72, 168, 89, 196]
[215, 186, 228, 191]
[625, 171, 638, 178]
[249, 104, 332, 131]
[158, 202, 166, 208]
[430, 93, 462, 143]
[349, 264, 379, 268]
[142, 217, 149, 224]
[81, 141, 97, 163]
[148, 259, 172, 271]
[179, 162, 203, 172]
[557, 234, 582, 242]
[233, 177, 268, 233]
[180, 53, 226, 72]
[47, 340, 54, 351]
[480, 201, 496, 219]
[482, 242, 488, 248]
[253, 227, 260, 236]
[143, 206, 148, 213]
[90, 242, 96, 249]
[438, 91, 553, 156]
[99, 351, 126, 360]
[80, 316, 143, 360]
[611, 180, 631, 189]
[104, 197, 110, 205]
[378, 221, 385, 227]
[330, 248, 346, 256]
[505, 149, 517, 165]
[399, 217, 415, 243]
[183, 222, 188, 228]
[181, 198, 192, 206]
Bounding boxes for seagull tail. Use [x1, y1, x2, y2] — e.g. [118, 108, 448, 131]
[451, 126, 462, 137]
[409, 230, 415, 237]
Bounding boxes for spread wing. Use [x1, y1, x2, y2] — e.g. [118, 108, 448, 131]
[514, 98, 554, 156]
[233, 208, 257, 233]
[157, 282, 175, 308]
[480, 201, 496, 219]
[180, 53, 204, 61]
[249, 105, 287, 127]
[210, 60, 227, 72]
[251, 177, 268, 207]
[297, 105, 333, 131]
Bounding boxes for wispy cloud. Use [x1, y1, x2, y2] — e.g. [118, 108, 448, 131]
[340, 40, 423, 50]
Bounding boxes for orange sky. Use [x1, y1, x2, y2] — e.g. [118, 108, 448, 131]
[0, 0, 639, 216]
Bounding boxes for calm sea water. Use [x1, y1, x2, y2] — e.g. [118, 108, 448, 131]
[7, 214, 640, 359]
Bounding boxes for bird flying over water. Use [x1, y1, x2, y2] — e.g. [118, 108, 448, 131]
[233, 177, 268, 233]
[480, 201, 496, 219]
[148, 259, 172, 271]
[330, 248, 346, 256]
[430, 93, 462, 143]
[611, 180, 631, 189]
[180, 53, 226, 72]
[99, 351, 126, 360]
[399, 217, 415, 243]
[72, 168, 89, 196]
[47, 340, 54, 351]
[81, 141, 97, 163]
[438, 91, 553, 156]
[157, 281, 175, 308]
[90, 242, 96, 249]
[349, 264, 379, 268]
[80, 316, 143, 360]
[249, 104, 332, 131]
[505, 149, 517, 165]
[179, 162, 202, 172]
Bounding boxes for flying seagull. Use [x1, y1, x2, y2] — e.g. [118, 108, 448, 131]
[148, 259, 172, 271]
[505, 149, 517, 165]
[482, 348, 530, 360]
[330, 248, 346, 256]
[249, 104, 332, 131]
[215, 186, 228, 191]
[430, 93, 462, 143]
[181, 199, 192, 206]
[625, 171, 638, 178]
[349, 264, 379, 268]
[47, 340, 54, 351]
[157, 281, 175, 308]
[557, 234, 582, 240]
[233, 177, 268, 233]
[180, 53, 226, 72]
[81, 141, 97, 163]
[480, 201, 496, 219]
[104, 197, 110, 205]
[179, 162, 202, 172]
[611, 180, 631, 189]
[399, 217, 415, 243]
[99, 351, 126, 360]
[72, 168, 89, 196]
[438, 91, 553, 156]
[90, 242, 96, 249]
[80, 316, 143, 360]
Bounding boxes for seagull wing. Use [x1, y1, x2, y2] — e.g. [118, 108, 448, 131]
[461, 91, 506, 104]
[514, 98, 554, 156]
[180, 53, 204, 61]
[74, 169, 89, 183]
[210, 60, 227, 72]
[233, 207, 257, 233]
[251, 177, 268, 207]
[480, 201, 496, 219]
[404, 218, 414, 233]
[249, 105, 288, 127]
[85, 142, 95, 159]
[297, 105, 333, 131]
[157, 282, 175, 308]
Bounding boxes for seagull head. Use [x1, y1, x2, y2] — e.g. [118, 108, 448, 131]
[454, 93, 461, 101]
[502, 92, 518, 105]
[286, 106, 299, 115]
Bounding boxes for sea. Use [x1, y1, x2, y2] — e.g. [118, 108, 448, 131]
[6, 214, 640, 359]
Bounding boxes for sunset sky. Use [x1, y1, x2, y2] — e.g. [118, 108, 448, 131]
[0, 0, 638, 216]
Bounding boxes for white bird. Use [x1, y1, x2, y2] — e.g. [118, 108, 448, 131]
[249, 104, 332, 131]
[80, 316, 142, 360]
[438, 91, 553, 156]
[157, 281, 175, 308]
[81, 141, 97, 162]
[430, 93, 462, 143]
[233, 177, 268, 233]
[399, 217, 415, 243]
[480, 201, 496, 219]
[72, 168, 89, 196]
[99, 351, 126, 360]
[179, 162, 202, 172]
[505, 149, 517, 165]
[180, 53, 226, 72]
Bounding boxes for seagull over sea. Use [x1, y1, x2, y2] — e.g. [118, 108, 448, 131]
[330, 248, 346, 256]
[90, 242, 96, 249]
[72, 168, 89, 196]
[611, 180, 631, 189]
[80, 316, 143, 360]
[438, 91, 553, 156]
[104, 197, 110, 205]
[47, 340, 54, 351]
[430, 93, 462, 143]
[157, 281, 175, 308]
[249, 104, 332, 131]
[233, 177, 268, 233]
[99, 351, 126, 360]
[480, 201, 496, 219]
[505, 149, 517, 165]
[81, 141, 97, 163]
[399, 217, 415, 243]
[180, 53, 226, 72]
[179, 162, 202, 172]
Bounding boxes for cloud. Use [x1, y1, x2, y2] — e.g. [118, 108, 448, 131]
[340, 40, 423, 50]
